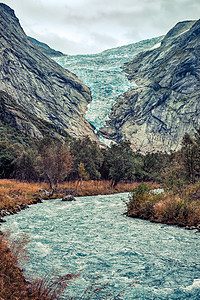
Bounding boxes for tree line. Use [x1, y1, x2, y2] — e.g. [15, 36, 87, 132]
[0, 130, 199, 191]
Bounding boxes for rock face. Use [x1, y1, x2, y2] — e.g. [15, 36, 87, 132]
[0, 90, 42, 139]
[0, 3, 97, 141]
[99, 20, 200, 152]
[0, 89, 69, 141]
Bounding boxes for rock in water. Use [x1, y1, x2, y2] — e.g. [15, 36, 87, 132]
[0, 3, 97, 141]
[62, 195, 76, 201]
[99, 20, 200, 152]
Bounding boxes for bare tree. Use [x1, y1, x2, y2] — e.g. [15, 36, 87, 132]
[38, 138, 73, 194]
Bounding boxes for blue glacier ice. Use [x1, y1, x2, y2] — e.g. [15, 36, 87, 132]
[54, 37, 163, 130]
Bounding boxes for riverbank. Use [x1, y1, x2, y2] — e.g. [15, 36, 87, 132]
[0, 180, 199, 299]
[0, 230, 80, 299]
[0, 179, 148, 216]
[2, 192, 199, 299]
[125, 183, 200, 231]
[0, 179, 155, 299]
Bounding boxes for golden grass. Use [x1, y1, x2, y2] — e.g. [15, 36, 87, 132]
[0, 179, 49, 211]
[0, 234, 30, 300]
[0, 179, 156, 211]
[0, 232, 79, 300]
[58, 180, 145, 196]
[126, 183, 200, 227]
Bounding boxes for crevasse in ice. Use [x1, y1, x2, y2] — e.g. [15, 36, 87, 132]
[54, 37, 162, 130]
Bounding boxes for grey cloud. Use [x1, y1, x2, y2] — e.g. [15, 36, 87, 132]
[2, 0, 200, 54]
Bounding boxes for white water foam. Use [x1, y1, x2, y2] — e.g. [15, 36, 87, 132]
[184, 279, 200, 291]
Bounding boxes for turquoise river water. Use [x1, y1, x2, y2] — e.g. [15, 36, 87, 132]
[1, 193, 200, 299]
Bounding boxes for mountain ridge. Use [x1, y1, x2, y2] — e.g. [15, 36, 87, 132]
[28, 37, 65, 58]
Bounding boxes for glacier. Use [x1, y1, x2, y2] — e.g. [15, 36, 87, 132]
[53, 36, 163, 131]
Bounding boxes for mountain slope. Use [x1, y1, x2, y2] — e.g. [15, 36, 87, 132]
[28, 37, 65, 57]
[99, 20, 200, 152]
[54, 36, 163, 130]
[0, 3, 97, 141]
[0, 90, 69, 144]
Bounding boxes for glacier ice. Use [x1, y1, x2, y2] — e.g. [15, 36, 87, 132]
[54, 36, 163, 131]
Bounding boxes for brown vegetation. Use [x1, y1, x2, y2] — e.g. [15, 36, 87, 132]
[0, 179, 151, 212]
[0, 232, 29, 300]
[0, 231, 79, 300]
[126, 183, 200, 227]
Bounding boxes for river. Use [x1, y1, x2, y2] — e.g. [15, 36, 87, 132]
[1, 193, 200, 299]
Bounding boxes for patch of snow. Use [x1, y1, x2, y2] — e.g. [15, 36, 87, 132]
[150, 42, 161, 50]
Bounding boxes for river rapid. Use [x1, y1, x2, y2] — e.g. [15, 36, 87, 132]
[1, 193, 200, 299]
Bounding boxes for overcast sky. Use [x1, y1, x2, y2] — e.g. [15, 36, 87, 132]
[2, 0, 200, 54]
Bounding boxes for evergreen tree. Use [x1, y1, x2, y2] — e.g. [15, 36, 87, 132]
[14, 148, 39, 182]
[70, 137, 104, 180]
[105, 141, 138, 186]
[0, 141, 20, 178]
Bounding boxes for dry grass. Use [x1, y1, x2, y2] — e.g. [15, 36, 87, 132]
[0, 233, 29, 300]
[126, 183, 200, 227]
[0, 179, 155, 212]
[0, 231, 137, 300]
[0, 179, 154, 299]
[0, 179, 49, 211]
[58, 180, 146, 197]
[0, 232, 80, 300]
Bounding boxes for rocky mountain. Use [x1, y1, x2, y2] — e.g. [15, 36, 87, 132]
[0, 3, 97, 141]
[54, 36, 163, 131]
[99, 20, 200, 152]
[0, 90, 68, 144]
[28, 37, 65, 57]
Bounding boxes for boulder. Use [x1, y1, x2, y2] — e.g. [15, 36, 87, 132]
[0, 218, 6, 223]
[185, 226, 197, 230]
[39, 189, 51, 197]
[62, 195, 76, 202]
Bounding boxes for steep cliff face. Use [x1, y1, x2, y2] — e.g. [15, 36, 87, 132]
[99, 20, 200, 152]
[0, 90, 68, 142]
[0, 3, 97, 141]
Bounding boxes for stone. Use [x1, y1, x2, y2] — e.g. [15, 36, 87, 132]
[196, 225, 200, 231]
[0, 210, 9, 217]
[62, 195, 76, 201]
[39, 189, 51, 197]
[185, 226, 196, 230]
[20, 204, 29, 210]
[0, 218, 6, 223]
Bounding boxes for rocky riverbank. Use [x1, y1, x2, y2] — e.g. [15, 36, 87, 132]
[0, 179, 142, 225]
